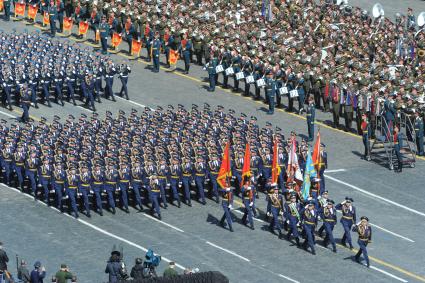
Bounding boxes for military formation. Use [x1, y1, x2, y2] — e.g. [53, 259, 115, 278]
[0, 104, 372, 266]
[0, 31, 131, 113]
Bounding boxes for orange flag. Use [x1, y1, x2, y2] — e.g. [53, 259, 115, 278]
[95, 29, 100, 41]
[271, 138, 281, 185]
[312, 131, 321, 168]
[169, 49, 179, 65]
[27, 4, 38, 20]
[131, 39, 142, 55]
[78, 21, 89, 35]
[217, 141, 232, 189]
[0, 0, 4, 12]
[241, 143, 251, 186]
[63, 17, 73, 31]
[111, 32, 122, 48]
[43, 11, 50, 25]
[15, 2, 26, 17]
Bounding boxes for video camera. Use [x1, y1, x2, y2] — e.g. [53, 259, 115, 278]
[144, 249, 161, 267]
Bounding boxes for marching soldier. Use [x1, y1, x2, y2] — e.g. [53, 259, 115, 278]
[157, 159, 169, 209]
[320, 199, 337, 253]
[284, 193, 301, 246]
[79, 164, 92, 217]
[301, 200, 318, 255]
[66, 168, 80, 218]
[169, 157, 182, 208]
[354, 216, 372, 267]
[207, 154, 220, 203]
[219, 186, 234, 232]
[131, 160, 144, 211]
[118, 62, 131, 100]
[118, 162, 130, 213]
[20, 89, 32, 123]
[335, 197, 356, 250]
[53, 162, 66, 212]
[306, 95, 315, 142]
[13, 145, 26, 191]
[266, 187, 284, 238]
[92, 163, 105, 216]
[99, 15, 110, 55]
[105, 163, 118, 214]
[149, 175, 162, 220]
[241, 180, 255, 230]
[181, 157, 193, 206]
[38, 158, 52, 204]
[194, 156, 207, 205]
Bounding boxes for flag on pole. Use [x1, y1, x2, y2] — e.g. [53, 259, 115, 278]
[271, 138, 281, 185]
[43, 11, 49, 25]
[131, 39, 142, 56]
[78, 21, 89, 35]
[27, 4, 38, 20]
[217, 141, 232, 189]
[169, 49, 179, 65]
[111, 32, 122, 48]
[312, 131, 321, 171]
[15, 2, 26, 17]
[301, 149, 317, 201]
[241, 143, 251, 187]
[63, 17, 73, 31]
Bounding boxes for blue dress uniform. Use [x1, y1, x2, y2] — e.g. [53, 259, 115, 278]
[335, 198, 356, 249]
[53, 165, 66, 211]
[220, 50, 231, 88]
[265, 74, 276, 114]
[13, 149, 26, 190]
[131, 163, 144, 211]
[182, 39, 192, 74]
[28, 72, 39, 108]
[79, 169, 92, 217]
[297, 77, 306, 113]
[194, 159, 207, 205]
[25, 154, 39, 196]
[354, 217, 372, 267]
[284, 195, 301, 246]
[207, 159, 220, 203]
[118, 164, 130, 213]
[157, 163, 169, 208]
[151, 37, 161, 73]
[118, 64, 131, 100]
[48, 3, 58, 36]
[207, 55, 218, 92]
[104, 64, 116, 101]
[320, 200, 337, 252]
[181, 159, 193, 206]
[241, 184, 255, 230]
[232, 156, 243, 193]
[384, 98, 396, 140]
[219, 187, 234, 232]
[92, 166, 104, 215]
[105, 167, 118, 214]
[21, 90, 31, 123]
[306, 99, 316, 141]
[2, 73, 14, 110]
[38, 161, 52, 204]
[266, 189, 284, 238]
[148, 177, 162, 220]
[2, 146, 13, 185]
[231, 53, 241, 91]
[66, 172, 80, 218]
[99, 20, 110, 54]
[301, 202, 318, 254]
[53, 69, 64, 106]
[261, 152, 272, 184]
[414, 114, 424, 156]
[41, 70, 52, 107]
[169, 162, 182, 207]
[65, 68, 77, 105]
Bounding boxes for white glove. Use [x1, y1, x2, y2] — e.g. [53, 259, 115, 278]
[286, 220, 289, 224]
[225, 187, 231, 192]
[266, 212, 271, 217]
[249, 202, 253, 207]
[228, 204, 232, 209]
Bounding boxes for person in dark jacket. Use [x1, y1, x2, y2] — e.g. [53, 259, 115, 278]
[17, 260, 31, 283]
[105, 251, 123, 283]
[30, 261, 46, 283]
[130, 258, 143, 280]
[0, 242, 8, 274]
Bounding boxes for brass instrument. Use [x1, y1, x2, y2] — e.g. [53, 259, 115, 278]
[418, 49, 425, 58]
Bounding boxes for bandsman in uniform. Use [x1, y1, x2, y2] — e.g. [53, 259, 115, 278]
[353, 216, 372, 267]
[335, 197, 356, 249]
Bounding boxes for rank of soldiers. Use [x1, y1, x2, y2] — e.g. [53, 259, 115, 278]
[0, 31, 131, 112]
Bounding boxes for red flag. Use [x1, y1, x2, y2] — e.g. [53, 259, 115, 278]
[78, 21, 89, 35]
[27, 4, 38, 20]
[241, 144, 251, 186]
[63, 17, 73, 31]
[0, 0, 4, 12]
[271, 138, 281, 184]
[217, 142, 231, 189]
[43, 11, 50, 25]
[132, 39, 142, 55]
[169, 49, 179, 65]
[111, 32, 122, 48]
[15, 2, 26, 16]
[312, 131, 321, 168]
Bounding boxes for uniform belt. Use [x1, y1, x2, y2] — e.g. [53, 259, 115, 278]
[158, 176, 166, 179]
[68, 186, 77, 189]
[236, 169, 242, 172]
[272, 205, 280, 208]
[210, 171, 218, 174]
[4, 159, 11, 162]
[264, 165, 272, 168]
[311, 189, 319, 192]
[307, 114, 312, 116]
[41, 175, 50, 178]
[151, 189, 160, 193]
[196, 173, 205, 177]
[324, 219, 336, 222]
[359, 237, 369, 241]
[132, 179, 142, 182]
[171, 176, 179, 179]
[183, 173, 191, 177]
[16, 162, 24, 166]
[305, 221, 315, 225]
[55, 181, 64, 184]
[106, 181, 116, 185]
[119, 180, 130, 182]
[29, 168, 37, 172]
[93, 182, 103, 185]
[81, 184, 90, 187]
[342, 216, 353, 220]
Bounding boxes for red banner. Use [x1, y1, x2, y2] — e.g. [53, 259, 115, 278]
[169, 50, 179, 65]
[15, 2, 26, 17]
[241, 143, 251, 187]
[271, 138, 281, 185]
[95, 29, 100, 41]
[27, 4, 38, 20]
[43, 11, 49, 25]
[0, 0, 4, 12]
[111, 32, 122, 48]
[217, 142, 231, 189]
[78, 21, 89, 35]
[312, 131, 321, 169]
[131, 39, 142, 55]
[63, 17, 73, 31]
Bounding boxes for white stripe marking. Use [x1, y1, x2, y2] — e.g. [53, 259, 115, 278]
[77, 106, 93, 113]
[143, 213, 185, 233]
[233, 209, 266, 223]
[0, 110, 17, 118]
[205, 241, 250, 262]
[325, 174, 425, 217]
[278, 274, 300, 283]
[325, 169, 347, 173]
[369, 223, 415, 243]
[0, 183, 186, 270]
[370, 266, 408, 283]
[115, 96, 146, 108]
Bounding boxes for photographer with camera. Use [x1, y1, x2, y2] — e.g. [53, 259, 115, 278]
[142, 249, 161, 279]
[130, 258, 143, 280]
[105, 251, 128, 283]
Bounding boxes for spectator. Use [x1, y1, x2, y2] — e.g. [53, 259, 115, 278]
[0, 242, 9, 283]
[30, 261, 46, 283]
[163, 262, 178, 278]
[54, 264, 74, 283]
[17, 260, 31, 283]
[130, 258, 143, 280]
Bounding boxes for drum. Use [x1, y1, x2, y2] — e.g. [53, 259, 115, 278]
[236, 72, 245, 80]
[246, 75, 255, 84]
[256, 78, 266, 87]
[279, 86, 288, 95]
[225, 67, 235, 76]
[215, 65, 224, 73]
[289, 89, 299, 98]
